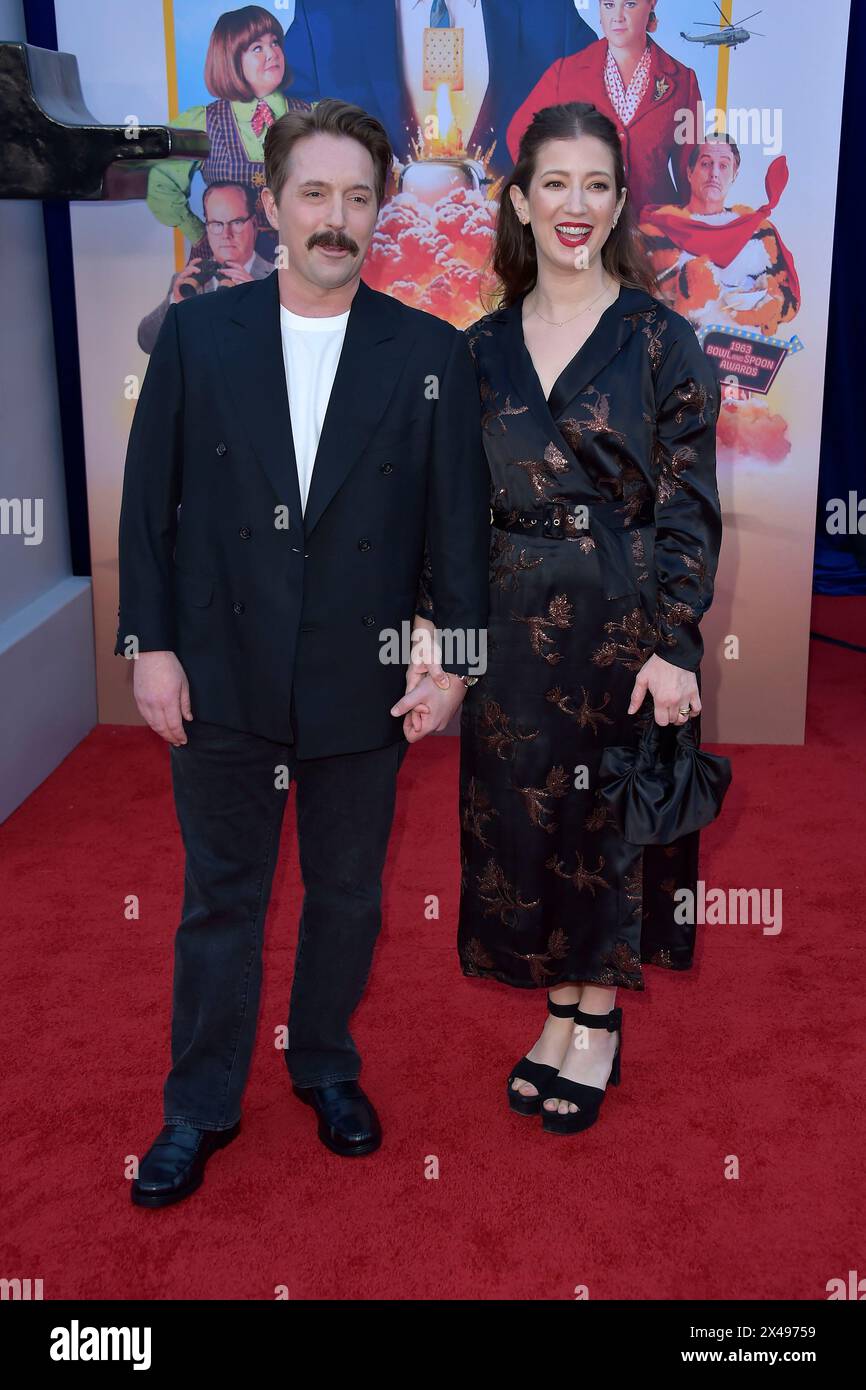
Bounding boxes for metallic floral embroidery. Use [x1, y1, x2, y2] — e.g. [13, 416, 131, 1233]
[511, 928, 570, 985]
[462, 936, 495, 973]
[585, 796, 619, 832]
[559, 387, 626, 452]
[512, 765, 570, 833]
[491, 532, 544, 590]
[630, 528, 650, 582]
[643, 316, 668, 370]
[480, 378, 529, 435]
[654, 438, 699, 506]
[515, 444, 569, 499]
[672, 377, 709, 424]
[590, 607, 657, 671]
[512, 593, 573, 664]
[625, 861, 643, 903]
[595, 940, 643, 987]
[477, 859, 541, 926]
[645, 946, 673, 969]
[547, 685, 614, 733]
[547, 851, 610, 895]
[598, 462, 653, 524]
[465, 322, 493, 362]
[477, 699, 539, 759]
[461, 777, 499, 848]
[678, 550, 707, 587]
[658, 594, 698, 629]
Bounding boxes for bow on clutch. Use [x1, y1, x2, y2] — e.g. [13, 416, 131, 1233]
[598, 715, 732, 846]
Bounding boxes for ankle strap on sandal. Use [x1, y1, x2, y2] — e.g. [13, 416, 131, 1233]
[547, 995, 580, 1018]
[573, 1005, 622, 1032]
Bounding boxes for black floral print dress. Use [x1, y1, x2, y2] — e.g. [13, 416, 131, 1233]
[452, 285, 722, 991]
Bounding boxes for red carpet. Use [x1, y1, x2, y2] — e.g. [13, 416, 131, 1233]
[2, 598, 864, 1301]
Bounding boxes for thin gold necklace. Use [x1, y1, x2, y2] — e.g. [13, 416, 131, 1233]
[529, 277, 614, 327]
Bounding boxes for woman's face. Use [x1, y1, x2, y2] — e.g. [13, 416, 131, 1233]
[241, 31, 285, 98]
[512, 136, 626, 274]
[599, 0, 656, 49]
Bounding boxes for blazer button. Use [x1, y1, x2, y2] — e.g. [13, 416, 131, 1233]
[379, 462, 393, 474]
[239, 526, 251, 539]
[362, 614, 375, 626]
[233, 601, 245, 615]
[358, 537, 371, 551]
[216, 442, 227, 456]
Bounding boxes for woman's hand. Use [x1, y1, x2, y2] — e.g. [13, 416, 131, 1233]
[628, 653, 701, 726]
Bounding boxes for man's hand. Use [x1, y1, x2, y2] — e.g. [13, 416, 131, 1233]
[170, 260, 205, 304]
[214, 260, 255, 286]
[133, 650, 193, 745]
[628, 653, 701, 726]
[390, 670, 467, 743]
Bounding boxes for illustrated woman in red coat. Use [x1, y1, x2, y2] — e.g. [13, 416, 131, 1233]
[507, 1, 702, 222]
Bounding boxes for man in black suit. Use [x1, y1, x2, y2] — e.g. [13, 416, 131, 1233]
[282, 0, 596, 176]
[115, 99, 489, 1206]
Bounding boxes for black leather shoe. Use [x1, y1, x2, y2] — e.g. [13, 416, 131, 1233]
[130, 1122, 240, 1207]
[291, 1080, 381, 1156]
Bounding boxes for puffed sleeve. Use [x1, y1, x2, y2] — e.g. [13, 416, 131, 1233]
[146, 104, 207, 245]
[650, 323, 723, 672]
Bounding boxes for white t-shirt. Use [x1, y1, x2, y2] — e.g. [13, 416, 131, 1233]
[279, 303, 350, 514]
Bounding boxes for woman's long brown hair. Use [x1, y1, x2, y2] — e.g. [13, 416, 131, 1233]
[487, 102, 660, 310]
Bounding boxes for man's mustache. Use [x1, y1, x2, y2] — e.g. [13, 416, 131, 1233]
[307, 232, 359, 254]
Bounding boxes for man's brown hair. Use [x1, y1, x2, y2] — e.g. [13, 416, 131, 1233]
[264, 99, 393, 209]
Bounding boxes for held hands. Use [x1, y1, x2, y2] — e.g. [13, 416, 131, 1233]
[389, 623, 468, 742]
[628, 653, 701, 726]
[133, 650, 192, 745]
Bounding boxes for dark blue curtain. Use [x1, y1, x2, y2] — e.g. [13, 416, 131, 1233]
[814, 2, 864, 593]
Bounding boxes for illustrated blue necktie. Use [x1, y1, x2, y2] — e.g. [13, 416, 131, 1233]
[430, 0, 451, 27]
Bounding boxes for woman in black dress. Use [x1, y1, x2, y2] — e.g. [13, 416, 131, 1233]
[403, 102, 722, 1135]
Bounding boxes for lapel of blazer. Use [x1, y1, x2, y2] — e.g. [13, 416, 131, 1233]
[212, 271, 304, 533]
[628, 36, 682, 127]
[301, 276, 410, 538]
[499, 285, 659, 459]
[211, 273, 410, 540]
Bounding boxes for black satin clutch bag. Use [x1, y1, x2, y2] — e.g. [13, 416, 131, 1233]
[598, 717, 732, 846]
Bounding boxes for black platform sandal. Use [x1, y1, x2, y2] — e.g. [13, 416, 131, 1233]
[541, 1004, 623, 1135]
[507, 995, 580, 1115]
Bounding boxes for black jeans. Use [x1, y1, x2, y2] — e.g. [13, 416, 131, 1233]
[164, 717, 409, 1130]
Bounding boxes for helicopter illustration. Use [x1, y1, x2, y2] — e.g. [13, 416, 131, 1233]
[680, 3, 764, 48]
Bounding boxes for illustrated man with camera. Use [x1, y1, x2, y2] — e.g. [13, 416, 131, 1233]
[137, 180, 274, 355]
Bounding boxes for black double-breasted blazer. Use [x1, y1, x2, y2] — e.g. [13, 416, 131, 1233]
[114, 272, 490, 757]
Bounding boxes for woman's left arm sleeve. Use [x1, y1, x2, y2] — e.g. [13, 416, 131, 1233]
[651, 326, 723, 672]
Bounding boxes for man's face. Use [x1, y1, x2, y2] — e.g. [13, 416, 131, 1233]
[203, 186, 257, 264]
[689, 146, 736, 205]
[261, 132, 380, 291]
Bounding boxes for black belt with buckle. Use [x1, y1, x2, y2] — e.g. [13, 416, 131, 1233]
[491, 500, 591, 539]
